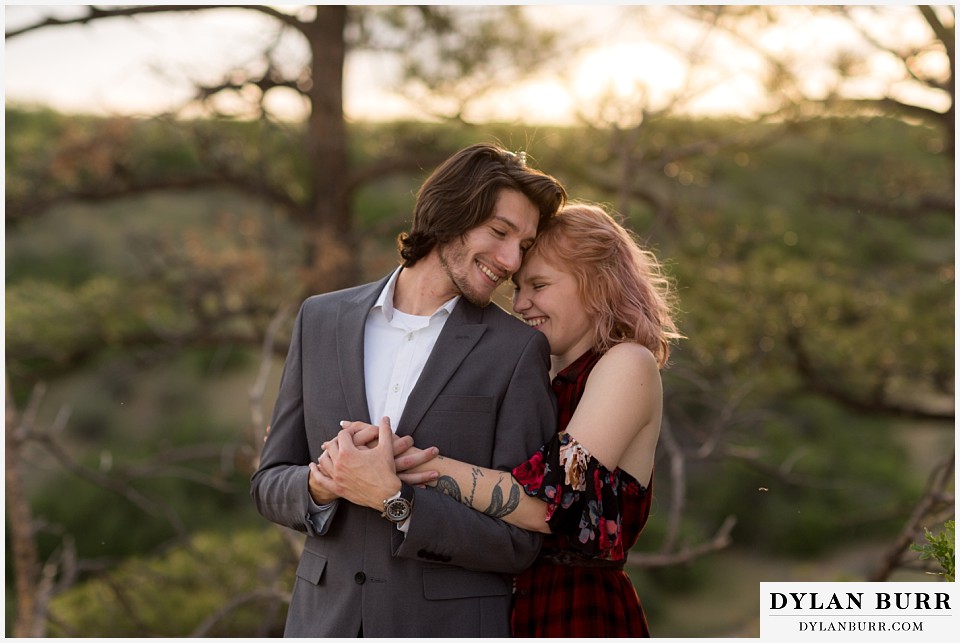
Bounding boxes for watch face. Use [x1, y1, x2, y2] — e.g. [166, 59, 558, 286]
[385, 498, 411, 521]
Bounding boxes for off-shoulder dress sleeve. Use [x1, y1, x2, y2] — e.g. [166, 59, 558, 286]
[512, 431, 645, 560]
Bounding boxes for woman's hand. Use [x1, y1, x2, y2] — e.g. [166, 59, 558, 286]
[331, 419, 394, 449]
[395, 445, 441, 486]
[336, 420, 440, 486]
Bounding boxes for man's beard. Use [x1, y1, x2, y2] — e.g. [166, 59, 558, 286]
[438, 239, 493, 308]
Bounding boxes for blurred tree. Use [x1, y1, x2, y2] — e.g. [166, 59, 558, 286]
[877, 455, 954, 581]
[681, 5, 954, 152]
[6, 379, 44, 637]
[45, 528, 294, 636]
[820, 5, 953, 152]
[665, 4, 956, 422]
[6, 5, 564, 295]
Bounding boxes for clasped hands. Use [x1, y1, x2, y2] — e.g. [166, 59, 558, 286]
[308, 417, 440, 510]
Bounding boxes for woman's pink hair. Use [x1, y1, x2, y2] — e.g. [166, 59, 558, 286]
[526, 202, 682, 367]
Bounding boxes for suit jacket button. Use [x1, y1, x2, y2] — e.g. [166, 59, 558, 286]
[354, 572, 366, 585]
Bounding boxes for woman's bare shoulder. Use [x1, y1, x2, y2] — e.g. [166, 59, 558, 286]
[595, 342, 660, 379]
[584, 342, 662, 407]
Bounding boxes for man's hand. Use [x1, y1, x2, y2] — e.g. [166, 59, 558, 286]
[315, 417, 403, 511]
[333, 419, 412, 452]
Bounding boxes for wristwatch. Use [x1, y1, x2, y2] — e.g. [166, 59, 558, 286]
[381, 482, 414, 523]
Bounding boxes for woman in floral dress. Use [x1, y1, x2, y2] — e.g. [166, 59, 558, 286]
[341, 202, 680, 636]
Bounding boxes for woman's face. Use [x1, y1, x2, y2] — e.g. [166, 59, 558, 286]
[512, 251, 595, 368]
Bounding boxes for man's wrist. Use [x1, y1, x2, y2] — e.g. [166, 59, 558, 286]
[371, 478, 402, 509]
[380, 482, 414, 523]
[309, 482, 338, 506]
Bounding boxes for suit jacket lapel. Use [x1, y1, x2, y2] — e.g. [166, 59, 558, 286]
[336, 275, 391, 425]
[396, 299, 486, 437]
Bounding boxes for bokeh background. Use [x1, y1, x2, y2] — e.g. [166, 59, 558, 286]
[5, 4, 955, 638]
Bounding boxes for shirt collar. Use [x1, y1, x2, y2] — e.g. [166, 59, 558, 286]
[373, 267, 402, 321]
[373, 267, 460, 322]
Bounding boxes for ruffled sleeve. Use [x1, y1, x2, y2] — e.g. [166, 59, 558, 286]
[512, 431, 641, 560]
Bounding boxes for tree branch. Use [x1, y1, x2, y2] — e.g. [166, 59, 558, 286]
[918, 5, 955, 72]
[345, 152, 452, 194]
[629, 515, 737, 568]
[827, 96, 950, 125]
[189, 588, 290, 637]
[6, 173, 305, 228]
[5, 5, 249, 39]
[785, 328, 955, 422]
[871, 452, 955, 581]
[656, 415, 687, 553]
[6, 377, 44, 637]
[723, 444, 846, 491]
[248, 304, 293, 471]
[809, 190, 955, 219]
[27, 417, 192, 540]
[195, 74, 306, 104]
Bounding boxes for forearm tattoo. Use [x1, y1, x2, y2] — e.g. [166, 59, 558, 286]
[433, 470, 522, 518]
[467, 466, 482, 506]
[483, 474, 521, 518]
[435, 475, 462, 502]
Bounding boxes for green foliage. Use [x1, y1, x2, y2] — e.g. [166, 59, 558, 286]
[677, 394, 923, 557]
[648, 119, 952, 566]
[5, 277, 159, 373]
[665, 118, 953, 400]
[47, 527, 291, 637]
[911, 520, 955, 582]
[15, 346, 265, 570]
[28, 405, 257, 561]
[5, 184, 303, 389]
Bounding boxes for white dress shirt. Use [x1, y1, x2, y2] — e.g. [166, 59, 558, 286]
[364, 267, 460, 430]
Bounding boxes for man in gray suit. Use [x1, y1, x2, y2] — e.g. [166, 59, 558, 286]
[251, 143, 566, 637]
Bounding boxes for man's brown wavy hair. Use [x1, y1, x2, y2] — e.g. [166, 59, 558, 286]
[397, 144, 567, 267]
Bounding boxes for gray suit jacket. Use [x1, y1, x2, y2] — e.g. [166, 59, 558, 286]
[251, 273, 557, 637]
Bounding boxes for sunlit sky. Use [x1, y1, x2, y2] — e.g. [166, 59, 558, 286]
[2, 3, 950, 125]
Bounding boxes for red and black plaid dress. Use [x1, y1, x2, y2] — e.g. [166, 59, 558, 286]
[510, 349, 653, 637]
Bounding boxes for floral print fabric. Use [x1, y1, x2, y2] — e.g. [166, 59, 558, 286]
[513, 430, 646, 561]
